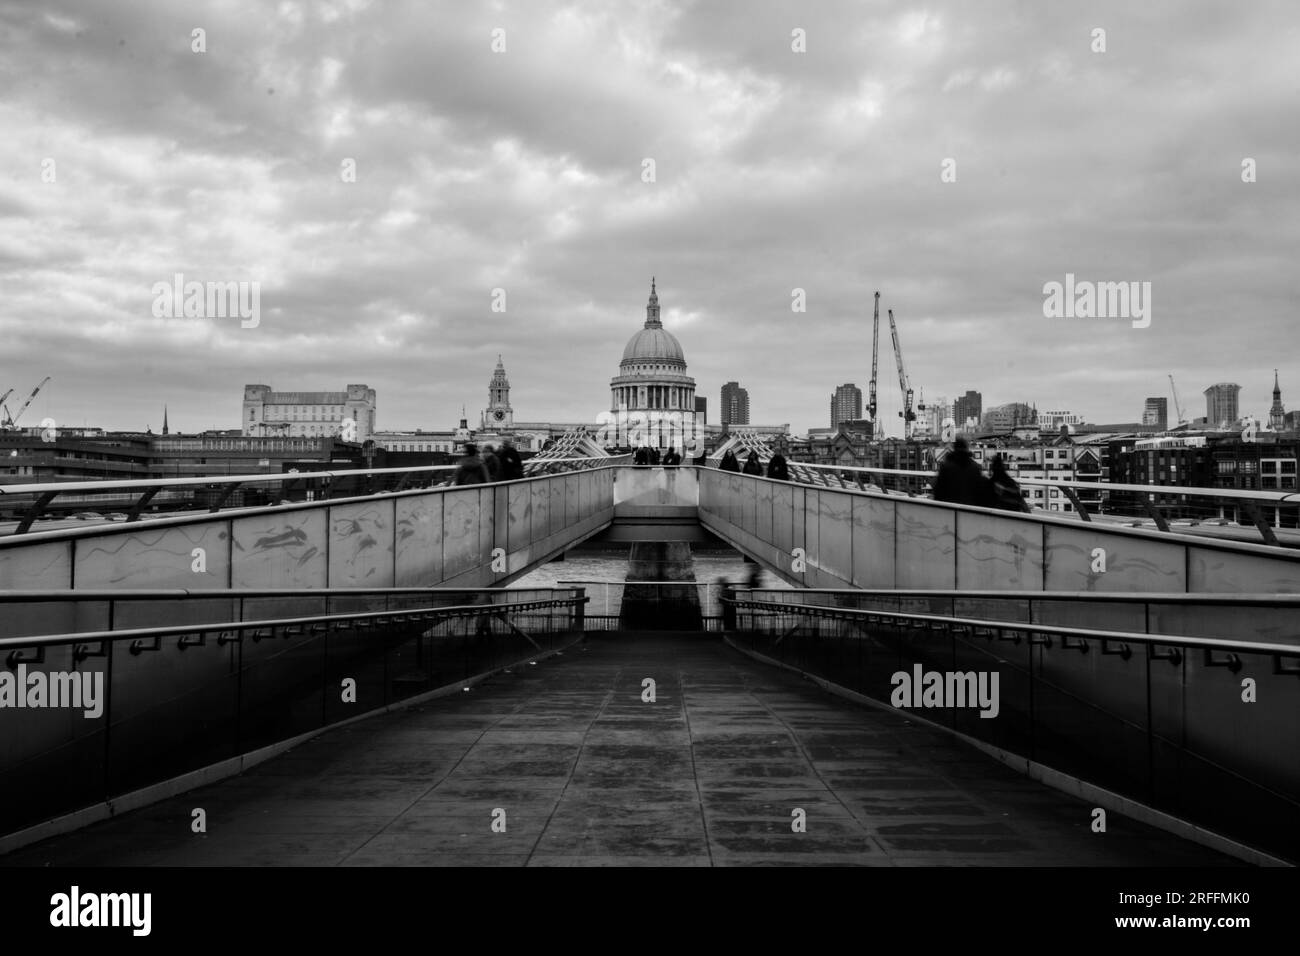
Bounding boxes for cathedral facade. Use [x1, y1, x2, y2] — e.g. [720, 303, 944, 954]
[603, 279, 700, 452]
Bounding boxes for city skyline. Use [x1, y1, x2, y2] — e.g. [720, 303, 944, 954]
[3, 349, 1289, 439]
[2, 1, 1297, 436]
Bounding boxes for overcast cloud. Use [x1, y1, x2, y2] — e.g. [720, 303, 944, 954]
[1, 0, 1296, 436]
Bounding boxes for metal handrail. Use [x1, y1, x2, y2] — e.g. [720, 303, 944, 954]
[0, 456, 611, 496]
[733, 586, 1300, 606]
[558, 579, 718, 586]
[0, 595, 588, 652]
[723, 596, 1300, 656]
[0, 585, 582, 602]
[730, 461, 1300, 505]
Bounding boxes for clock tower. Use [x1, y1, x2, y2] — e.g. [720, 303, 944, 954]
[482, 355, 514, 429]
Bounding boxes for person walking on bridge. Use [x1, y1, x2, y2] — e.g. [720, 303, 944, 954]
[662, 447, 682, 466]
[932, 436, 990, 506]
[482, 444, 502, 482]
[765, 452, 790, 481]
[989, 455, 1031, 512]
[497, 441, 525, 481]
[742, 451, 764, 476]
[452, 443, 491, 485]
[719, 450, 740, 472]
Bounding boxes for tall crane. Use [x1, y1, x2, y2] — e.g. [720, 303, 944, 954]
[888, 309, 925, 439]
[0, 388, 13, 412]
[867, 292, 881, 437]
[2, 376, 51, 429]
[1167, 374, 1187, 427]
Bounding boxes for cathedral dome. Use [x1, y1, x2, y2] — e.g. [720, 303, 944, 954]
[620, 278, 687, 368]
[622, 327, 686, 365]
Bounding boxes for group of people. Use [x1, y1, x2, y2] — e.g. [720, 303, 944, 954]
[452, 441, 525, 486]
[632, 446, 684, 466]
[718, 449, 790, 480]
[932, 436, 1031, 512]
[452, 437, 1026, 511]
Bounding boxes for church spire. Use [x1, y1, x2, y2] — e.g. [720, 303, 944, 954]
[645, 276, 661, 328]
[162, 405, 169, 435]
[1269, 369, 1286, 430]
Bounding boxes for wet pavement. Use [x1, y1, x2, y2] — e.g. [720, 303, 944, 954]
[2, 633, 1238, 867]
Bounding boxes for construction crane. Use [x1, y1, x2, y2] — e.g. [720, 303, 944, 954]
[2, 376, 51, 429]
[867, 292, 881, 437]
[0, 388, 13, 412]
[888, 309, 925, 440]
[1168, 374, 1187, 426]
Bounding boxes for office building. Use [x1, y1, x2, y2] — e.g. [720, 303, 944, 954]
[1204, 383, 1241, 428]
[243, 384, 377, 442]
[953, 390, 982, 431]
[830, 384, 863, 428]
[1142, 397, 1168, 430]
[721, 381, 750, 427]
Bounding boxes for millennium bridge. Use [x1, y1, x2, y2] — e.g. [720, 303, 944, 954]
[0, 453, 1296, 866]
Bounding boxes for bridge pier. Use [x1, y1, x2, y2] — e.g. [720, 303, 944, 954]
[621, 542, 702, 630]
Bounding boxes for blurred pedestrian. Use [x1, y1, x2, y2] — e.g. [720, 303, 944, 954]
[989, 455, 1031, 512]
[498, 441, 525, 481]
[717, 577, 736, 630]
[719, 450, 741, 472]
[765, 452, 790, 481]
[482, 444, 501, 482]
[662, 447, 682, 466]
[742, 451, 763, 475]
[932, 436, 990, 506]
[453, 443, 491, 485]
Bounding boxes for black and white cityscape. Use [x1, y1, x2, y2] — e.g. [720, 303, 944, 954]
[0, 0, 1296, 928]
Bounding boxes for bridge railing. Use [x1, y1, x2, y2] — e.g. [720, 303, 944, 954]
[557, 578, 735, 631]
[723, 588, 1300, 864]
[0, 587, 588, 848]
[775, 461, 1300, 547]
[0, 456, 615, 534]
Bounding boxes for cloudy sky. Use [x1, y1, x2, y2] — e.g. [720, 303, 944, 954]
[1, 0, 1296, 437]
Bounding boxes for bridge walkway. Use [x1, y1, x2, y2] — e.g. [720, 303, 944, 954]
[1, 633, 1235, 867]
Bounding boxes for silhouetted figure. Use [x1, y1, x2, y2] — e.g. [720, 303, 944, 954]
[497, 441, 525, 481]
[453, 444, 491, 485]
[989, 455, 1031, 512]
[482, 444, 501, 482]
[717, 577, 736, 630]
[742, 451, 763, 475]
[649, 447, 661, 465]
[747, 564, 763, 589]
[719, 450, 741, 472]
[633, 446, 651, 465]
[765, 453, 790, 481]
[662, 447, 682, 466]
[932, 436, 989, 506]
